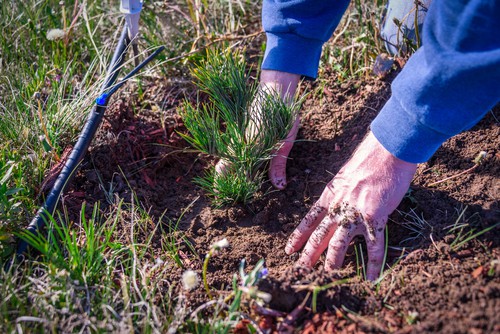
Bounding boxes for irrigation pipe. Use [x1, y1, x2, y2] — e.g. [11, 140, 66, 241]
[16, 20, 164, 258]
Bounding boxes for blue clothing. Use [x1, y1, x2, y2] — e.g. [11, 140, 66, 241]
[262, 0, 500, 163]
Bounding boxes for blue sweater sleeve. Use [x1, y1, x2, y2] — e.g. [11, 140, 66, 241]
[262, 0, 351, 79]
[371, 0, 500, 163]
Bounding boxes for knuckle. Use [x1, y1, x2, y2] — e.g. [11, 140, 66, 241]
[297, 254, 312, 267]
[287, 232, 301, 244]
[329, 243, 346, 253]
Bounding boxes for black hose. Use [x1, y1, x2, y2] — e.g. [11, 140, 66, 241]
[16, 24, 165, 259]
[15, 25, 131, 257]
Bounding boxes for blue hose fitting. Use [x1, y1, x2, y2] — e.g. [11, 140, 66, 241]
[96, 93, 109, 106]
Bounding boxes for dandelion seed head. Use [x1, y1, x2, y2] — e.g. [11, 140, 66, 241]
[46, 29, 66, 41]
[182, 270, 199, 290]
[474, 151, 488, 164]
[211, 238, 230, 250]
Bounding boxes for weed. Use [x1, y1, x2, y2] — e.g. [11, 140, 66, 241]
[428, 151, 488, 187]
[203, 238, 230, 298]
[396, 208, 433, 245]
[405, 310, 419, 325]
[291, 278, 349, 314]
[184, 258, 270, 333]
[445, 206, 499, 251]
[160, 198, 200, 269]
[354, 242, 367, 280]
[487, 259, 499, 277]
[310, 279, 349, 313]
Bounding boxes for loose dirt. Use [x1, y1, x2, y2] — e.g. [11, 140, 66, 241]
[62, 54, 499, 333]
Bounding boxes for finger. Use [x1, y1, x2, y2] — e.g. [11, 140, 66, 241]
[269, 141, 293, 190]
[296, 215, 337, 267]
[365, 224, 386, 281]
[285, 202, 328, 255]
[269, 117, 300, 190]
[324, 223, 359, 271]
[215, 159, 230, 176]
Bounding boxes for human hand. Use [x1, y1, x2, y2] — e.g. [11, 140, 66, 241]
[216, 70, 301, 189]
[285, 132, 417, 280]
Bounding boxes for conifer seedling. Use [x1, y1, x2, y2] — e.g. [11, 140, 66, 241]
[179, 49, 302, 206]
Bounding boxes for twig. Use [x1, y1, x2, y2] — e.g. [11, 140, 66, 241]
[427, 151, 488, 187]
[277, 292, 311, 334]
[251, 300, 286, 318]
[342, 305, 388, 332]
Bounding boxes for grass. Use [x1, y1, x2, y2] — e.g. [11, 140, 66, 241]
[1, 200, 174, 333]
[2, 191, 271, 333]
[160, 200, 200, 269]
[396, 208, 433, 246]
[320, 0, 387, 82]
[445, 206, 500, 252]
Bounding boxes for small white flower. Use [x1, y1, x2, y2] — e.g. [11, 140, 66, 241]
[182, 270, 199, 291]
[240, 286, 272, 303]
[211, 238, 230, 250]
[473, 151, 488, 164]
[46, 28, 66, 41]
[256, 291, 272, 303]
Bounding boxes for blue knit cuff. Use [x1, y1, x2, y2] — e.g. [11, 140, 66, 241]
[262, 32, 324, 80]
[371, 96, 450, 164]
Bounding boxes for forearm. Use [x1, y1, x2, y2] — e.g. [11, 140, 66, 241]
[371, 0, 500, 163]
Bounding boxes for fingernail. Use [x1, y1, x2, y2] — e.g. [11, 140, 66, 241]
[285, 245, 293, 255]
[272, 177, 286, 190]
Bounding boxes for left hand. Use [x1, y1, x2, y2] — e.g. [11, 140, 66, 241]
[285, 132, 417, 280]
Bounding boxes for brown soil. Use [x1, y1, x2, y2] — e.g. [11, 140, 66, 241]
[62, 55, 499, 333]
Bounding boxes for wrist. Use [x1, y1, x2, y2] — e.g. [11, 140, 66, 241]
[366, 132, 417, 169]
[346, 132, 418, 175]
[260, 70, 300, 100]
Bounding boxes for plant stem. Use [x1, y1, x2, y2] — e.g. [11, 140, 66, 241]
[202, 250, 213, 299]
[427, 151, 487, 187]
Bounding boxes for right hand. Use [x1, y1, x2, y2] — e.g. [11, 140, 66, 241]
[285, 132, 418, 280]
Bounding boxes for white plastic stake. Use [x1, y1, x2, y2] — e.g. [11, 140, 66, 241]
[120, 0, 143, 42]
